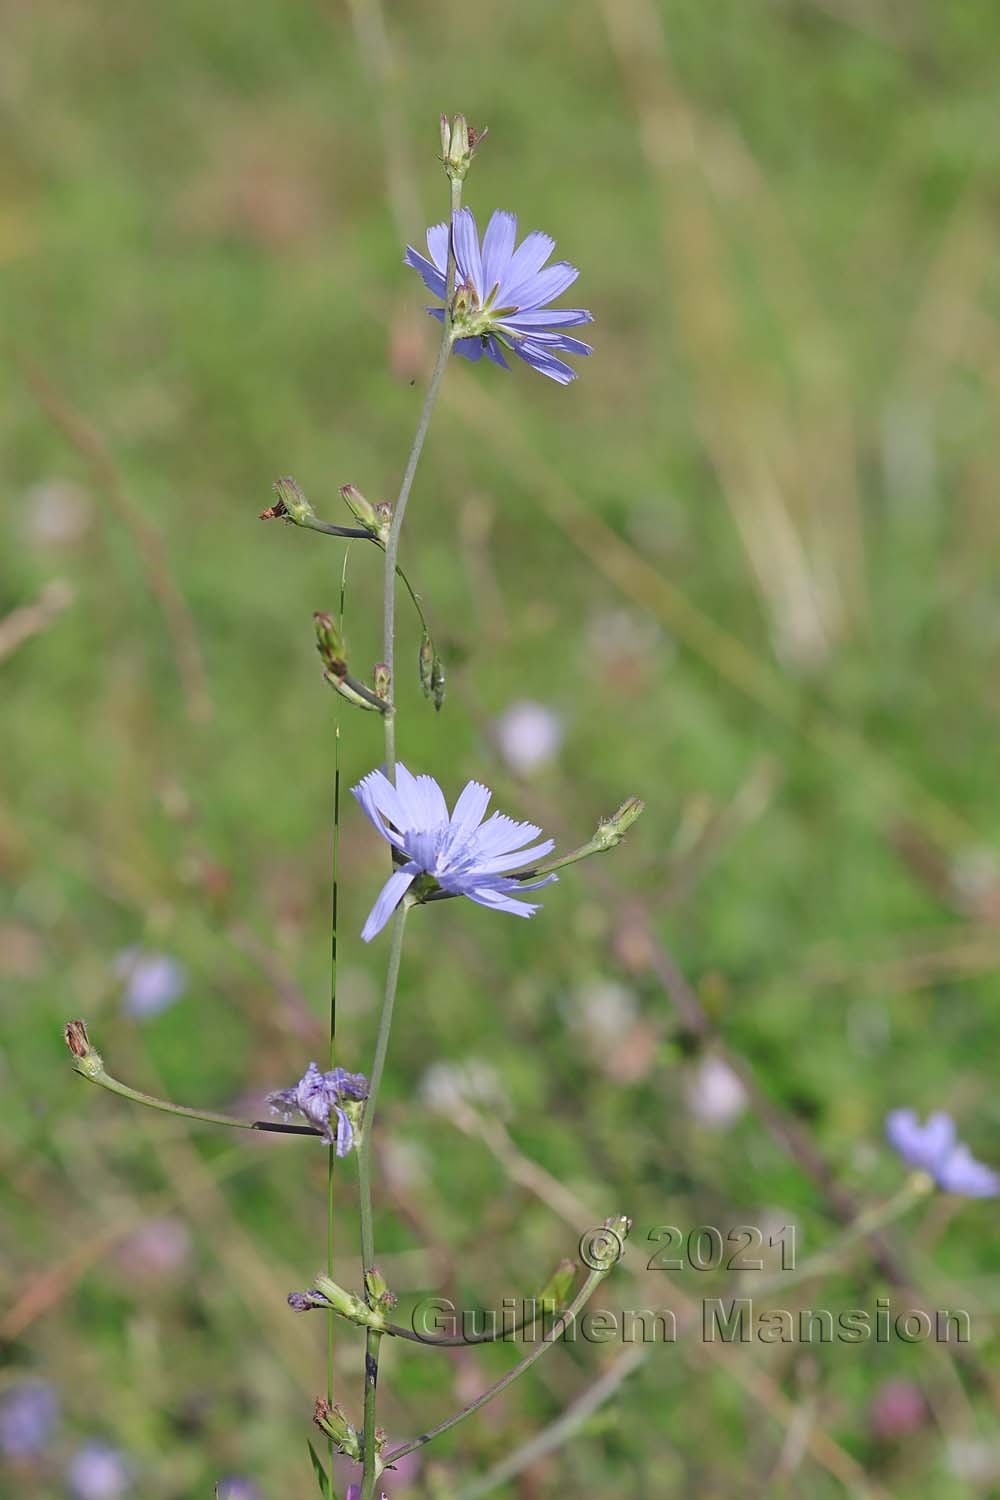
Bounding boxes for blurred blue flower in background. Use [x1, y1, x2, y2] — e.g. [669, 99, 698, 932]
[215, 1478, 262, 1500]
[885, 1110, 999, 1197]
[66, 1442, 132, 1499]
[406, 209, 592, 384]
[114, 950, 187, 1020]
[0, 1381, 58, 1458]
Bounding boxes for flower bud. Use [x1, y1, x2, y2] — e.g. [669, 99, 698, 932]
[314, 612, 347, 679]
[605, 1214, 632, 1248]
[365, 1266, 397, 1311]
[64, 1018, 105, 1081]
[537, 1258, 575, 1313]
[594, 797, 645, 851]
[267, 476, 316, 526]
[440, 114, 486, 182]
[340, 484, 378, 532]
[373, 663, 391, 702]
[373, 502, 393, 544]
[313, 1274, 387, 1329]
[313, 1400, 361, 1461]
[431, 654, 446, 712]
[419, 633, 434, 698]
[64, 1018, 91, 1059]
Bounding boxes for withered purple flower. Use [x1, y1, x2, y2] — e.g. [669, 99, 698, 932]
[266, 1063, 368, 1153]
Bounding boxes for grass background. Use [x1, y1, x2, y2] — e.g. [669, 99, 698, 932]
[2, 0, 999, 1494]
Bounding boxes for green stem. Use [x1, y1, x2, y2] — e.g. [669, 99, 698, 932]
[382, 174, 461, 776]
[357, 901, 410, 1500]
[67, 1048, 319, 1136]
[300, 517, 373, 539]
[456, 1347, 646, 1500]
[748, 1173, 933, 1296]
[327, 552, 348, 1488]
[381, 1261, 615, 1468]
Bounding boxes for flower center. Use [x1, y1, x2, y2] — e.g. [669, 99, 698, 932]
[450, 279, 522, 344]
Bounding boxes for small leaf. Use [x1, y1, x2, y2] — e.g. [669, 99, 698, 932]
[307, 1440, 334, 1498]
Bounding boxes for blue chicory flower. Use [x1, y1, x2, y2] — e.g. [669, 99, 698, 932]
[885, 1110, 999, 1197]
[0, 1381, 58, 1458]
[66, 1442, 132, 1500]
[405, 209, 592, 384]
[266, 1063, 368, 1153]
[352, 764, 556, 942]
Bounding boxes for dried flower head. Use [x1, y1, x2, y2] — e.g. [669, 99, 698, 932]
[267, 1063, 369, 1153]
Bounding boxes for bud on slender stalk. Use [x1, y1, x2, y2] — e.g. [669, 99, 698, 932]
[64, 1018, 91, 1059]
[340, 484, 379, 532]
[419, 634, 434, 698]
[365, 1265, 397, 1311]
[440, 113, 487, 182]
[265, 476, 316, 525]
[312, 1274, 386, 1328]
[64, 1018, 105, 1081]
[313, 1400, 361, 1460]
[373, 663, 391, 702]
[594, 797, 645, 850]
[431, 654, 446, 712]
[373, 502, 393, 544]
[537, 1258, 576, 1312]
[314, 612, 347, 678]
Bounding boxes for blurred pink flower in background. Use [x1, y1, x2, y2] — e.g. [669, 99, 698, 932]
[20, 479, 94, 549]
[493, 699, 563, 776]
[870, 1379, 927, 1443]
[114, 949, 187, 1020]
[67, 1442, 132, 1499]
[685, 1056, 748, 1129]
[114, 1217, 192, 1282]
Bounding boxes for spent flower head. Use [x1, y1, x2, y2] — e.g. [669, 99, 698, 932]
[352, 764, 556, 941]
[406, 209, 592, 384]
[267, 1063, 369, 1152]
[885, 1109, 999, 1197]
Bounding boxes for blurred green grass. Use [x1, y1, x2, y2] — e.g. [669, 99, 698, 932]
[3, 0, 1000, 1495]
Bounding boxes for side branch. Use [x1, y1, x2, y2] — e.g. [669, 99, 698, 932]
[63, 1021, 321, 1137]
[381, 1218, 630, 1467]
